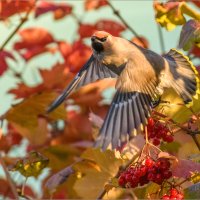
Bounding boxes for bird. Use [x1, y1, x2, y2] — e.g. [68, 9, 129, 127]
[47, 31, 199, 150]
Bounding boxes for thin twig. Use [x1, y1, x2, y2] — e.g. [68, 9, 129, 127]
[154, 111, 200, 151]
[107, 1, 146, 46]
[0, 2, 35, 51]
[0, 154, 19, 199]
[157, 24, 165, 53]
[96, 152, 139, 200]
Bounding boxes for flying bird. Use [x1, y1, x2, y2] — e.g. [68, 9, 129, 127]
[47, 31, 199, 150]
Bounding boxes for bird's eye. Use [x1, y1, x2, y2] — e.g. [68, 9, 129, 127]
[99, 37, 107, 42]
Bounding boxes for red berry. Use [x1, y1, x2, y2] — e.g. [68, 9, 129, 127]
[170, 195, 177, 200]
[176, 193, 184, 199]
[125, 174, 132, 182]
[163, 134, 174, 143]
[162, 170, 172, 179]
[147, 172, 156, 181]
[162, 194, 170, 200]
[145, 158, 154, 167]
[154, 173, 163, 184]
[140, 166, 147, 176]
[118, 176, 126, 187]
[148, 118, 155, 126]
[170, 188, 179, 196]
[153, 138, 160, 146]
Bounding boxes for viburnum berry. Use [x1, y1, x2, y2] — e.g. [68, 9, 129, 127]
[161, 188, 184, 200]
[118, 157, 172, 188]
[145, 118, 174, 146]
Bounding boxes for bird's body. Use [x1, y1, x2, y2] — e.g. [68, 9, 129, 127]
[48, 31, 199, 150]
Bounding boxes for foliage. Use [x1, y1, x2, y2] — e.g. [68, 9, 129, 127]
[0, 0, 200, 199]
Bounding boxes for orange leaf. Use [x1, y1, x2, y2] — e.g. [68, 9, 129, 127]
[9, 63, 73, 99]
[0, 0, 35, 20]
[78, 20, 125, 38]
[84, 0, 108, 11]
[14, 27, 54, 50]
[0, 51, 16, 75]
[5, 92, 66, 145]
[131, 36, 149, 48]
[63, 41, 91, 73]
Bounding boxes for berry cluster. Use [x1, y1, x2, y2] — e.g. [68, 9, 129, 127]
[162, 188, 184, 199]
[146, 118, 174, 146]
[118, 157, 172, 188]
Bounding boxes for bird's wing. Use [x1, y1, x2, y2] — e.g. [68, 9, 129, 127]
[47, 55, 118, 112]
[95, 91, 152, 150]
[95, 56, 161, 150]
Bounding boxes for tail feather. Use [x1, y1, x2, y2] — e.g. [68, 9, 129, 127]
[164, 49, 200, 105]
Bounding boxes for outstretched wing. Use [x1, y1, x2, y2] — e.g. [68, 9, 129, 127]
[95, 49, 163, 150]
[95, 91, 153, 150]
[47, 55, 118, 112]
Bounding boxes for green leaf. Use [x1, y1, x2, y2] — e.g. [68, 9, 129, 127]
[9, 151, 49, 178]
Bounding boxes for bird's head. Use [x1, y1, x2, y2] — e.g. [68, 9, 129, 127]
[91, 31, 112, 53]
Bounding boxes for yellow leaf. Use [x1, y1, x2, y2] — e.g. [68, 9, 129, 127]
[73, 148, 123, 199]
[5, 92, 66, 145]
[154, 1, 200, 31]
[156, 88, 200, 123]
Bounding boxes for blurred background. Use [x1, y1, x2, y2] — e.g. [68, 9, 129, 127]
[0, 0, 199, 199]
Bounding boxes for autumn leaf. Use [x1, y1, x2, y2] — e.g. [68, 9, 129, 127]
[179, 19, 200, 50]
[0, 0, 35, 20]
[0, 50, 16, 75]
[156, 88, 200, 123]
[9, 63, 73, 99]
[35, 1, 73, 20]
[9, 151, 49, 178]
[172, 159, 200, 179]
[14, 28, 54, 50]
[72, 148, 123, 199]
[154, 1, 200, 31]
[13, 27, 55, 61]
[78, 20, 126, 38]
[131, 36, 149, 48]
[63, 41, 91, 73]
[84, 0, 108, 11]
[191, 46, 200, 57]
[5, 92, 66, 145]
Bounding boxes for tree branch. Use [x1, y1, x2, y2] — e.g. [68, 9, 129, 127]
[0, 2, 35, 51]
[107, 1, 146, 46]
[154, 111, 200, 151]
[0, 154, 19, 199]
[96, 152, 139, 200]
[157, 24, 165, 53]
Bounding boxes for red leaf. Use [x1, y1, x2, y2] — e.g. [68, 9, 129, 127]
[78, 24, 96, 38]
[78, 20, 126, 38]
[9, 63, 72, 99]
[21, 46, 57, 61]
[190, 0, 200, 8]
[14, 28, 54, 50]
[172, 159, 200, 178]
[62, 41, 91, 73]
[0, 0, 35, 20]
[58, 41, 72, 58]
[95, 20, 126, 36]
[131, 36, 149, 48]
[0, 51, 15, 75]
[84, 0, 108, 10]
[191, 46, 200, 57]
[35, 1, 73, 20]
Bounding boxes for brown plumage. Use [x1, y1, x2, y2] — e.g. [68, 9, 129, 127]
[47, 31, 198, 150]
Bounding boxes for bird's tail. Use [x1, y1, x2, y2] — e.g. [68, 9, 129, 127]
[164, 48, 200, 105]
